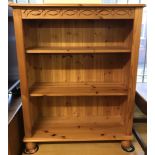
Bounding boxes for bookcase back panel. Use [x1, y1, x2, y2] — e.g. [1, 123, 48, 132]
[30, 96, 127, 121]
[27, 53, 130, 85]
[24, 20, 133, 48]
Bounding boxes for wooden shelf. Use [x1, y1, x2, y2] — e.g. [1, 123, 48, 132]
[26, 46, 131, 54]
[24, 116, 132, 142]
[11, 3, 144, 149]
[29, 82, 128, 97]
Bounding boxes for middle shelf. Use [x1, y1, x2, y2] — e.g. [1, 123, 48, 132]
[26, 46, 131, 54]
[29, 82, 128, 97]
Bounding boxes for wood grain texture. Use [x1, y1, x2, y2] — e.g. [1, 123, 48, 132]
[26, 46, 131, 54]
[29, 82, 128, 96]
[30, 96, 126, 119]
[11, 4, 144, 145]
[123, 8, 143, 134]
[27, 53, 130, 84]
[24, 20, 133, 49]
[13, 9, 32, 137]
[24, 116, 132, 142]
[21, 8, 135, 19]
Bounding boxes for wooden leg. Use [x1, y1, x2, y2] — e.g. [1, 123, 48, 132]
[121, 141, 135, 152]
[24, 142, 38, 154]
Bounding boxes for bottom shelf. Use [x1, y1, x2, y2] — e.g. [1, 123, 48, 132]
[24, 117, 132, 142]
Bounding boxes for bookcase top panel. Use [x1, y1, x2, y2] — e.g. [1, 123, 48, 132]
[9, 3, 145, 19]
[9, 3, 145, 8]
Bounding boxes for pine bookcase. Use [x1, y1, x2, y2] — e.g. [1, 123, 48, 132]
[9, 3, 145, 153]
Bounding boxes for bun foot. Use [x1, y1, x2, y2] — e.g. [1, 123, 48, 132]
[24, 142, 39, 154]
[121, 141, 135, 152]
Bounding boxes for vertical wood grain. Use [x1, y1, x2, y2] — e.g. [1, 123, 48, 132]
[124, 8, 143, 134]
[11, 5, 144, 143]
[26, 20, 132, 48]
[35, 96, 124, 121]
[13, 9, 32, 136]
[28, 53, 129, 84]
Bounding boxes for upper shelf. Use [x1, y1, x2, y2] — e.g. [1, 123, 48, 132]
[29, 82, 128, 97]
[26, 46, 131, 54]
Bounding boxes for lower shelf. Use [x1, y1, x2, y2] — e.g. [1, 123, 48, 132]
[29, 82, 128, 96]
[24, 117, 132, 142]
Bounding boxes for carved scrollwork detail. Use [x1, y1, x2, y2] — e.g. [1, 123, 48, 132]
[21, 8, 134, 19]
[22, 9, 43, 16]
[44, 9, 61, 16]
[97, 9, 112, 15]
[63, 9, 78, 16]
[115, 9, 133, 15]
[22, 9, 31, 16]
[97, 8, 133, 16]
[30, 10, 43, 16]
[80, 9, 95, 16]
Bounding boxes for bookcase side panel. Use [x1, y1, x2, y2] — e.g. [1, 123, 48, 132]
[13, 9, 33, 136]
[123, 8, 143, 134]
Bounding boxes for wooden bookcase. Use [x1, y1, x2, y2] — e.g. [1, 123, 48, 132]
[10, 3, 144, 153]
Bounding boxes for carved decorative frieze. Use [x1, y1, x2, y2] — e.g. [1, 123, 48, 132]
[21, 8, 134, 19]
